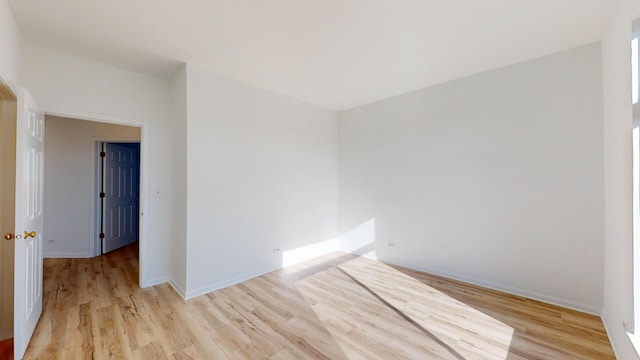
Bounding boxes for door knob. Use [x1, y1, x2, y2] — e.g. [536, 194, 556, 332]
[24, 231, 36, 239]
[3, 233, 13, 240]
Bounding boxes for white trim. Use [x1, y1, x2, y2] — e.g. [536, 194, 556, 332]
[42, 106, 146, 127]
[629, 331, 640, 359]
[383, 259, 602, 316]
[167, 278, 186, 299]
[184, 265, 281, 300]
[44, 254, 93, 259]
[601, 312, 625, 359]
[144, 276, 169, 289]
[93, 142, 101, 257]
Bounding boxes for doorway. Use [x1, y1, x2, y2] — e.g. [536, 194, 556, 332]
[0, 79, 16, 354]
[6, 98, 146, 357]
[99, 142, 141, 254]
[42, 116, 141, 258]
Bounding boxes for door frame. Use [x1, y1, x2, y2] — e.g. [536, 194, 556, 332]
[42, 107, 150, 287]
[0, 78, 16, 342]
[94, 141, 141, 256]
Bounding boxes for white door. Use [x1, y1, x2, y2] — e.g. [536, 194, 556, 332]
[102, 143, 139, 253]
[14, 89, 44, 359]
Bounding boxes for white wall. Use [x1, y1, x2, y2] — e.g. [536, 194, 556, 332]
[169, 66, 187, 295]
[43, 116, 140, 257]
[184, 64, 338, 298]
[338, 43, 605, 314]
[602, 0, 640, 358]
[22, 44, 174, 286]
[0, 0, 22, 94]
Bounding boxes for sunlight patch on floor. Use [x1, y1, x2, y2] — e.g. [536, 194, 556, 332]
[295, 256, 514, 360]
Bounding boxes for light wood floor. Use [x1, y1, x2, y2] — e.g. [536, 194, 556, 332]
[24, 244, 614, 359]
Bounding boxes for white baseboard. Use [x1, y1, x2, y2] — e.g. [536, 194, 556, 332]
[380, 259, 602, 316]
[167, 278, 186, 299]
[600, 313, 631, 359]
[184, 265, 281, 300]
[137, 276, 187, 300]
[44, 253, 93, 258]
[141, 276, 168, 288]
[601, 313, 623, 360]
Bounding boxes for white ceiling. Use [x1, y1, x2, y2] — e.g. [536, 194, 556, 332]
[8, 0, 614, 111]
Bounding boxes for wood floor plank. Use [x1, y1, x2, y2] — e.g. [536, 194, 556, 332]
[132, 341, 168, 360]
[23, 245, 615, 359]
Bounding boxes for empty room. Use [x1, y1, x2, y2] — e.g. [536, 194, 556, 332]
[0, 0, 639, 359]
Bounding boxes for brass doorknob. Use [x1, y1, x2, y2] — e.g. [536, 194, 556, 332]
[24, 231, 36, 239]
[3, 233, 13, 240]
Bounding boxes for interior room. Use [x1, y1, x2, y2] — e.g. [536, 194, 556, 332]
[0, 0, 639, 359]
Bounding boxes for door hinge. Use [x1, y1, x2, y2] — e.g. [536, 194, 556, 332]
[99, 192, 105, 198]
[99, 233, 105, 239]
[100, 151, 106, 157]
